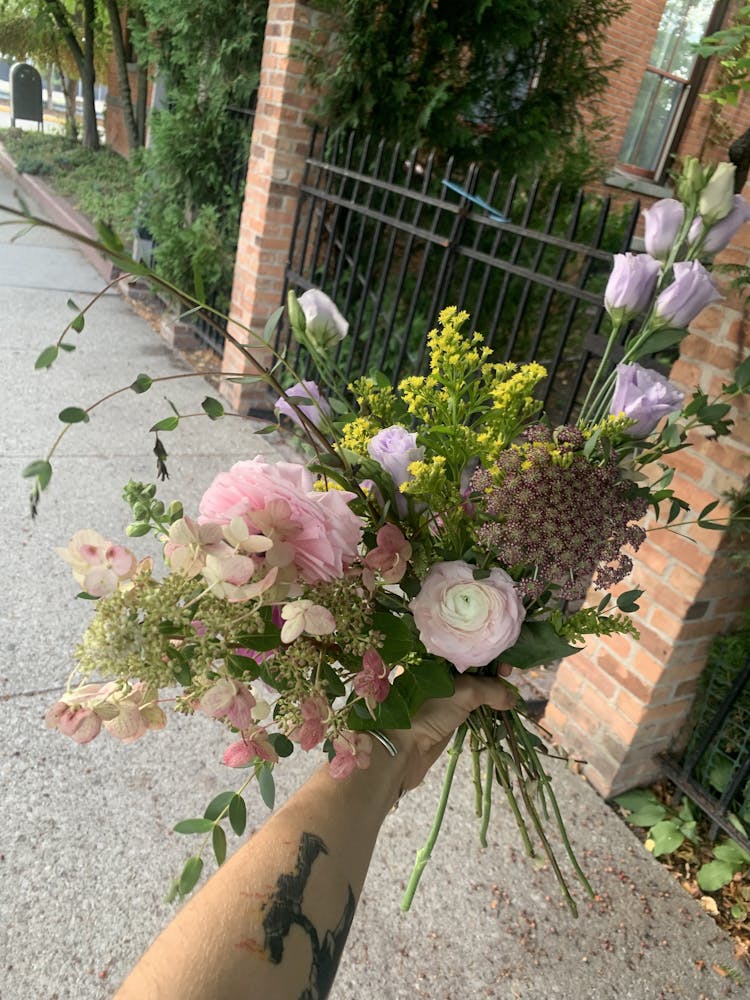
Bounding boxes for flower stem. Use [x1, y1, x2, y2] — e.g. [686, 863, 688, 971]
[471, 735, 483, 819]
[400, 723, 467, 911]
[479, 752, 493, 848]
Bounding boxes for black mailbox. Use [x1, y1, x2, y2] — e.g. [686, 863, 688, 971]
[10, 63, 43, 130]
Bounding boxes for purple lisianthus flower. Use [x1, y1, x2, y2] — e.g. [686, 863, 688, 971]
[643, 199, 684, 261]
[274, 380, 332, 430]
[610, 363, 684, 438]
[367, 425, 424, 515]
[654, 260, 722, 329]
[688, 195, 750, 255]
[604, 253, 660, 321]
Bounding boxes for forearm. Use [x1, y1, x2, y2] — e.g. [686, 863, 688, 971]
[114, 743, 405, 1000]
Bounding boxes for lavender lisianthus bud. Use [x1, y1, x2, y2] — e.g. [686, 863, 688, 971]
[367, 425, 424, 515]
[610, 363, 684, 438]
[688, 195, 750, 255]
[274, 380, 332, 430]
[699, 162, 736, 226]
[604, 253, 660, 322]
[643, 199, 684, 260]
[297, 289, 349, 350]
[653, 260, 722, 329]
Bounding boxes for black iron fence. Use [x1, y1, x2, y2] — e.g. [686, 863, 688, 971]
[662, 651, 750, 855]
[281, 129, 641, 423]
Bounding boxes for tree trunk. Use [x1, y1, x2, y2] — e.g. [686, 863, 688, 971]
[105, 0, 140, 152]
[61, 70, 79, 141]
[80, 0, 99, 150]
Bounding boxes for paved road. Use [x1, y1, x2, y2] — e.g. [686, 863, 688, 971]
[0, 165, 745, 1000]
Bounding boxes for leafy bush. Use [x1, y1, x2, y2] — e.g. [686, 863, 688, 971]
[0, 129, 137, 247]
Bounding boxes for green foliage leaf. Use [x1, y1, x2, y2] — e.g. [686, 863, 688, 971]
[173, 817, 215, 835]
[229, 793, 247, 835]
[319, 660, 346, 698]
[626, 804, 668, 827]
[373, 611, 418, 663]
[178, 856, 204, 896]
[614, 789, 661, 812]
[150, 415, 180, 432]
[631, 326, 686, 359]
[70, 312, 85, 333]
[130, 373, 153, 394]
[501, 621, 579, 669]
[257, 765, 275, 810]
[616, 589, 643, 613]
[649, 820, 685, 857]
[59, 343, 76, 353]
[392, 658, 454, 714]
[203, 791, 236, 821]
[58, 406, 89, 424]
[212, 824, 227, 866]
[263, 305, 285, 342]
[22, 460, 52, 489]
[734, 354, 750, 390]
[697, 859, 737, 892]
[713, 841, 750, 866]
[35, 345, 58, 369]
[268, 733, 294, 758]
[201, 396, 225, 420]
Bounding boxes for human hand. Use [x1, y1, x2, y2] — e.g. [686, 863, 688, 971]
[391, 665, 516, 793]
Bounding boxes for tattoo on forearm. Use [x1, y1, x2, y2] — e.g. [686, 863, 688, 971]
[261, 832, 356, 1000]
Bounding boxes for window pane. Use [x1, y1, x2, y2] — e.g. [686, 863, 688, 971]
[649, 0, 716, 79]
[619, 72, 683, 171]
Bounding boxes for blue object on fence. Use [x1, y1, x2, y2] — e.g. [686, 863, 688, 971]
[440, 179, 508, 222]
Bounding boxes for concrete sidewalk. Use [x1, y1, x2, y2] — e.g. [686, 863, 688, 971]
[0, 165, 746, 1000]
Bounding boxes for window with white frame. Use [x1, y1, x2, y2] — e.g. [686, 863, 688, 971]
[618, 0, 719, 179]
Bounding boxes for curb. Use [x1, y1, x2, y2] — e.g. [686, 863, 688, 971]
[0, 141, 117, 282]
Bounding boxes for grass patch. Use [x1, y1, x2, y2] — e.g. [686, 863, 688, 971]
[0, 129, 137, 247]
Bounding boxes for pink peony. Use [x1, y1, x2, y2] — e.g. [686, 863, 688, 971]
[199, 458, 363, 584]
[409, 561, 525, 672]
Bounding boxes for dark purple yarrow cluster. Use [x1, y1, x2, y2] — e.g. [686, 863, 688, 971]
[471, 424, 648, 601]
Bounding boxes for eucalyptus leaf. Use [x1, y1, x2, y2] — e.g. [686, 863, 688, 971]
[212, 824, 227, 866]
[257, 765, 275, 811]
[203, 791, 235, 821]
[229, 793, 247, 835]
[130, 373, 153, 394]
[150, 415, 180, 433]
[202, 396, 225, 420]
[58, 406, 89, 424]
[35, 345, 58, 369]
[70, 313, 85, 333]
[22, 460, 52, 489]
[173, 817, 215, 835]
[178, 856, 204, 896]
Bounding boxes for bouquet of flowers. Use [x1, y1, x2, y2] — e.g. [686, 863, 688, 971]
[22, 157, 749, 913]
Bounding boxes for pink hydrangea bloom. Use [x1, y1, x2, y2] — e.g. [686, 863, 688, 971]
[409, 560, 525, 672]
[45, 701, 102, 744]
[199, 678, 256, 730]
[362, 524, 412, 590]
[353, 649, 391, 709]
[329, 732, 373, 779]
[292, 695, 330, 750]
[223, 727, 280, 767]
[198, 458, 363, 584]
[280, 600, 336, 643]
[57, 529, 137, 597]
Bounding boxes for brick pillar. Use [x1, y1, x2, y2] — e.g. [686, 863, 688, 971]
[220, 0, 321, 412]
[545, 243, 750, 798]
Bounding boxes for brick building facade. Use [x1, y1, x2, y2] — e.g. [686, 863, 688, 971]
[130, 0, 748, 800]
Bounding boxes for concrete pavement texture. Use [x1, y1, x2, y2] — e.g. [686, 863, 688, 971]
[0, 165, 746, 1000]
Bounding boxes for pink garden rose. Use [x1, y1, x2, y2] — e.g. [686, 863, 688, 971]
[409, 561, 525, 672]
[198, 458, 363, 584]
